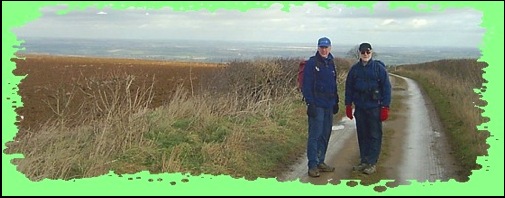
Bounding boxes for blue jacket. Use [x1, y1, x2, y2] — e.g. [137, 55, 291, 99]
[302, 52, 338, 108]
[344, 59, 391, 109]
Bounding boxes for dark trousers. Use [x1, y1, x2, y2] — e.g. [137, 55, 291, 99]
[307, 106, 333, 169]
[354, 106, 383, 165]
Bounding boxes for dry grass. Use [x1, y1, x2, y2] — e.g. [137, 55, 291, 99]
[6, 71, 157, 180]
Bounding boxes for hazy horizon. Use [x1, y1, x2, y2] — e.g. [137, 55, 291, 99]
[17, 35, 482, 50]
[16, 36, 482, 66]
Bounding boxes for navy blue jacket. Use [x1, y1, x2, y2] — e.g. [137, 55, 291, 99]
[344, 59, 391, 109]
[302, 52, 338, 108]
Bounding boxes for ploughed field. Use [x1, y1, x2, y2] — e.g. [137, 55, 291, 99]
[11, 55, 224, 139]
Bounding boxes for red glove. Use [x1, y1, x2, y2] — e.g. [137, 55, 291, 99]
[346, 105, 353, 120]
[380, 106, 389, 121]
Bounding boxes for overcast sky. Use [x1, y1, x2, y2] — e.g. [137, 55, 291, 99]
[13, 2, 485, 48]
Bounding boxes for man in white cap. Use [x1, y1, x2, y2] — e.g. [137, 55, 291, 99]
[344, 42, 392, 175]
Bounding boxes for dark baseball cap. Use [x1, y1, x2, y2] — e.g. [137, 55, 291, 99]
[359, 43, 372, 51]
[318, 37, 331, 47]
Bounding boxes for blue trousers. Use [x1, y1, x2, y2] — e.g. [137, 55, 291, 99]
[307, 106, 333, 169]
[354, 107, 383, 165]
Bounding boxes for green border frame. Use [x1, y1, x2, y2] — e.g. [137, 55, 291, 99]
[2, 1, 503, 196]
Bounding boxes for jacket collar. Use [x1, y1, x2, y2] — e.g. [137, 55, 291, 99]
[360, 58, 374, 66]
[315, 51, 333, 63]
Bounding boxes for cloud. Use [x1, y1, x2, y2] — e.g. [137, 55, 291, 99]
[12, 2, 484, 48]
[381, 19, 398, 26]
[410, 19, 428, 28]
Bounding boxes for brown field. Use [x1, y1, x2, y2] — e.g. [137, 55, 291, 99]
[12, 54, 225, 138]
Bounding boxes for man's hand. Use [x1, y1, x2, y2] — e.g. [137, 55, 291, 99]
[346, 105, 353, 120]
[333, 104, 339, 115]
[380, 106, 389, 121]
[307, 104, 317, 117]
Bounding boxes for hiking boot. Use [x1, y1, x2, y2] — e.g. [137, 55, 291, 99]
[317, 162, 335, 172]
[353, 163, 368, 171]
[308, 168, 320, 177]
[363, 164, 376, 175]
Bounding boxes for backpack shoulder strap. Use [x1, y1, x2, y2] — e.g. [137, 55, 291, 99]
[373, 60, 387, 92]
[330, 58, 337, 80]
[374, 60, 386, 82]
[351, 62, 360, 79]
[309, 56, 318, 67]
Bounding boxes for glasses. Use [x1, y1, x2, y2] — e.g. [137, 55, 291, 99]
[360, 50, 371, 55]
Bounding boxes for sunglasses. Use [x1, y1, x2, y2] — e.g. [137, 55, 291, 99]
[360, 50, 371, 55]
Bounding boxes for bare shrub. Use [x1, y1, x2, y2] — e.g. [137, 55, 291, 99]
[6, 72, 157, 181]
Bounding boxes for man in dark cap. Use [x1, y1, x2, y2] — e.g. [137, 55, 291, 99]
[301, 37, 339, 177]
[344, 42, 392, 174]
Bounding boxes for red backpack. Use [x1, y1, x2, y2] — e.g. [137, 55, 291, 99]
[297, 60, 307, 92]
